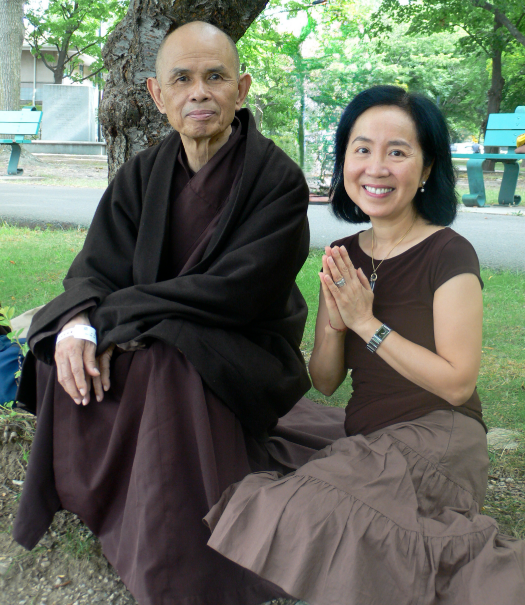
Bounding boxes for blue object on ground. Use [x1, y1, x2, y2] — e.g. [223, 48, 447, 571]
[0, 335, 26, 405]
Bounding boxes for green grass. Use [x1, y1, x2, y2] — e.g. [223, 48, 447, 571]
[0, 223, 86, 311]
[478, 270, 525, 433]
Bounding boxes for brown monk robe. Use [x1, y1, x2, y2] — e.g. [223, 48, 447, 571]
[13, 110, 346, 605]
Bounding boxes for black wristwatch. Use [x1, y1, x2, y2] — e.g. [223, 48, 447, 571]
[366, 324, 392, 353]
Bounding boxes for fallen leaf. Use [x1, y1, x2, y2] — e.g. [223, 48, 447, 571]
[9, 260, 15, 264]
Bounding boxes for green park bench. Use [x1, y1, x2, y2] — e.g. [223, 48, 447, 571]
[0, 107, 43, 176]
[452, 106, 525, 207]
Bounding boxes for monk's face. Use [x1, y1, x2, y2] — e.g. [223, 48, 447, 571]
[147, 23, 251, 141]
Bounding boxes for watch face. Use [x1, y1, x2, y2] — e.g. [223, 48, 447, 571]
[377, 325, 389, 339]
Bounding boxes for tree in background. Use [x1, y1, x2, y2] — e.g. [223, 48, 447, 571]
[25, 0, 128, 86]
[370, 0, 525, 159]
[99, 0, 269, 180]
[239, 0, 492, 184]
[0, 0, 24, 111]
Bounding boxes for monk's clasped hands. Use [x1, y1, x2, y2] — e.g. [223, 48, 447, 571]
[320, 245, 375, 334]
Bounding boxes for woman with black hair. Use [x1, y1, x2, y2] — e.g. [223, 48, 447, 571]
[205, 86, 525, 605]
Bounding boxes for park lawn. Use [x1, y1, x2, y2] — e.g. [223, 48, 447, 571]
[0, 224, 86, 311]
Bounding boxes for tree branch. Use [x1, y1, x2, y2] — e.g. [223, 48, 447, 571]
[470, 0, 525, 47]
[64, 41, 99, 63]
[75, 64, 106, 82]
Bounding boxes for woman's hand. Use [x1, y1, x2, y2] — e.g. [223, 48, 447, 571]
[321, 245, 375, 335]
[319, 247, 346, 331]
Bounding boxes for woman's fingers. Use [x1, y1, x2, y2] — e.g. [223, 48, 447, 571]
[319, 273, 338, 305]
[356, 267, 372, 291]
[331, 246, 357, 280]
[319, 274, 347, 330]
[338, 246, 356, 274]
[322, 271, 343, 297]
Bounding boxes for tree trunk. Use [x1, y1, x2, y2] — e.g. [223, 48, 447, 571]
[297, 71, 305, 171]
[100, 0, 269, 181]
[483, 18, 505, 172]
[53, 68, 64, 85]
[0, 0, 24, 111]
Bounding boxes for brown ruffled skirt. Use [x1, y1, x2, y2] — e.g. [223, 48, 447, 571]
[206, 410, 525, 605]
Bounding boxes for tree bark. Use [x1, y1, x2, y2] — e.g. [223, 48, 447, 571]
[0, 0, 24, 111]
[482, 17, 505, 171]
[100, 0, 269, 180]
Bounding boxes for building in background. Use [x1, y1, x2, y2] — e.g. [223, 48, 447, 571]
[19, 43, 96, 106]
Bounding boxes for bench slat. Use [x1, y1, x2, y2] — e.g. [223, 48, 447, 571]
[0, 122, 41, 135]
[452, 153, 523, 160]
[484, 130, 524, 147]
[0, 111, 42, 123]
[487, 113, 525, 130]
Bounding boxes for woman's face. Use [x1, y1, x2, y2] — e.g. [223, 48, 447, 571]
[343, 105, 432, 222]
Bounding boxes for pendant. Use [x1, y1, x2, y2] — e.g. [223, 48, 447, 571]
[370, 273, 377, 292]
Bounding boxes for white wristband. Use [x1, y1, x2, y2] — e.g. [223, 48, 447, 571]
[56, 324, 97, 346]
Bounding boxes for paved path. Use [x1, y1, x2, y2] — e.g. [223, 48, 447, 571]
[1, 183, 524, 270]
[0, 184, 104, 227]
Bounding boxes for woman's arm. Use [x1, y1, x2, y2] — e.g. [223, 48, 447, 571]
[308, 288, 348, 396]
[324, 245, 483, 407]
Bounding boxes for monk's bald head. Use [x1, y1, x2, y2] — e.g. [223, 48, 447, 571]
[155, 21, 240, 84]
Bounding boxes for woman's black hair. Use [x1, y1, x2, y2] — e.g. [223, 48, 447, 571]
[330, 85, 457, 225]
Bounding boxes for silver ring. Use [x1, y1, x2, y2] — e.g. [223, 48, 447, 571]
[335, 278, 346, 288]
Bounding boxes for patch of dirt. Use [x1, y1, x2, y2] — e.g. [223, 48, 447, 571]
[0, 411, 136, 605]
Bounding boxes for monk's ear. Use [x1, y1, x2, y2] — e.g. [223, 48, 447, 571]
[147, 77, 166, 114]
[235, 73, 252, 110]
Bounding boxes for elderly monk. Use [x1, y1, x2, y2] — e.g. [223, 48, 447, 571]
[13, 21, 345, 605]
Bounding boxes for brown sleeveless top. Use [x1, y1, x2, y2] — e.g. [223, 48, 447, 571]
[331, 228, 485, 437]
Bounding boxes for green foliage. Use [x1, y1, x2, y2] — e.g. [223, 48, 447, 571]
[371, 0, 525, 133]
[241, 0, 515, 177]
[25, 0, 129, 85]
